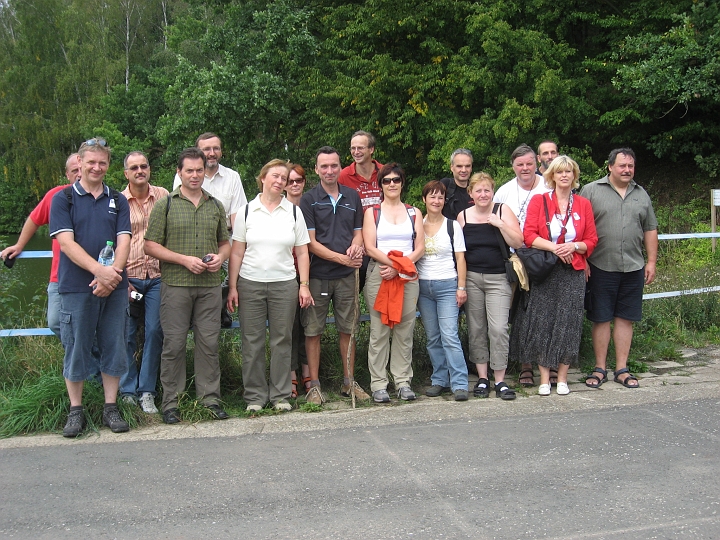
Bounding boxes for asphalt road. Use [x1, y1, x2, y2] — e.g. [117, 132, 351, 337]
[1, 374, 719, 540]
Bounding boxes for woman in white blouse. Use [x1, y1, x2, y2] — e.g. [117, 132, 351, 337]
[227, 159, 313, 412]
[416, 180, 469, 401]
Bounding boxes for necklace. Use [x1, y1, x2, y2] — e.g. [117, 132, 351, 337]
[516, 177, 538, 224]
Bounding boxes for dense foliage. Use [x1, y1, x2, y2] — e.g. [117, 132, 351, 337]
[1, 0, 718, 231]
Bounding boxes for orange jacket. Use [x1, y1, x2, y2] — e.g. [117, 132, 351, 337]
[373, 250, 418, 328]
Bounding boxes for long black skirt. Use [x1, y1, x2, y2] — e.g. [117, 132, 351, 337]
[508, 263, 585, 368]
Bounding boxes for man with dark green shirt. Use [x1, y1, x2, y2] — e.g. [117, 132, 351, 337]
[145, 147, 231, 424]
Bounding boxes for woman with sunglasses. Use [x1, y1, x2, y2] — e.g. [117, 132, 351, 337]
[457, 172, 523, 400]
[227, 159, 313, 412]
[284, 164, 311, 397]
[517, 155, 597, 396]
[362, 163, 424, 403]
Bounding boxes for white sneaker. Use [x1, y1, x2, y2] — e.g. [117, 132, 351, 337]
[274, 400, 292, 412]
[538, 383, 551, 396]
[556, 382, 570, 395]
[246, 404, 262, 412]
[139, 392, 158, 414]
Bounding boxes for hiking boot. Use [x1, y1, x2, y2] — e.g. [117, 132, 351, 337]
[103, 405, 130, 433]
[62, 408, 86, 438]
[454, 389, 469, 401]
[425, 385, 451, 397]
[373, 389, 391, 403]
[306, 386, 325, 405]
[139, 392, 158, 414]
[121, 395, 138, 406]
[397, 386, 416, 401]
[340, 381, 371, 401]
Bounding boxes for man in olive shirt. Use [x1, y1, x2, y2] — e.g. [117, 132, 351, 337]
[145, 148, 231, 423]
[581, 148, 658, 389]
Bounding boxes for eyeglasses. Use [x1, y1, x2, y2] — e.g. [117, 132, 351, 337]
[287, 178, 305, 185]
[82, 138, 107, 148]
[381, 177, 402, 185]
[350, 146, 367, 152]
[126, 164, 149, 171]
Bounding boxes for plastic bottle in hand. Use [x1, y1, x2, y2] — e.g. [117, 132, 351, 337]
[98, 241, 115, 266]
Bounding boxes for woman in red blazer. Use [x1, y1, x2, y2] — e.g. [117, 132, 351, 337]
[516, 155, 598, 396]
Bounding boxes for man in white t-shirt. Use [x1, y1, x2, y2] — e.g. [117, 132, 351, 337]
[494, 144, 550, 231]
[494, 143, 551, 388]
[172, 132, 247, 231]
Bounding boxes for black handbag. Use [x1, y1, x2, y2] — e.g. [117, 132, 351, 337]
[515, 194, 558, 285]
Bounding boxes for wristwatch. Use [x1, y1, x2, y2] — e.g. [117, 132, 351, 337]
[574, 243, 580, 251]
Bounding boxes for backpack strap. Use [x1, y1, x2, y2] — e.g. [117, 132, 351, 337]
[446, 217, 457, 271]
[373, 203, 416, 247]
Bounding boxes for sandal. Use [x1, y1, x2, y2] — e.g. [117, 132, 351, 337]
[549, 368, 559, 387]
[613, 367, 639, 388]
[473, 378, 490, 398]
[302, 376, 312, 394]
[585, 367, 608, 389]
[291, 375, 298, 399]
[495, 381, 516, 400]
[518, 369, 535, 388]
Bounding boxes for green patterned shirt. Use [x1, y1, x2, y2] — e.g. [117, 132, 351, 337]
[145, 188, 229, 287]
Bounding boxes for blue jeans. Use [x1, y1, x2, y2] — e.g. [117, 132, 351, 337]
[59, 289, 128, 382]
[47, 282, 61, 338]
[121, 277, 163, 397]
[417, 278, 468, 391]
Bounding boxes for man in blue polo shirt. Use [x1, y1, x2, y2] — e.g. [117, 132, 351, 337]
[50, 138, 132, 437]
[300, 146, 369, 405]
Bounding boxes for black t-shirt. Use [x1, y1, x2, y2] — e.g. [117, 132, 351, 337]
[440, 177, 473, 220]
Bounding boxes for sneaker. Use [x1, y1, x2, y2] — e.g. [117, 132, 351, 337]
[306, 386, 325, 405]
[340, 381, 371, 401]
[103, 405, 130, 433]
[397, 386, 416, 401]
[62, 408, 86, 438]
[538, 383, 551, 396]
[139, 392, 158, 414]
[556, 382, 570, 395]
[373, 389, 391, 403]
[454, 389, 469, 401]
[274, 400, 292, 412]
[426, 385, 451, 397]
[121, 395, 138, 406]
[246, 404, 262, 412]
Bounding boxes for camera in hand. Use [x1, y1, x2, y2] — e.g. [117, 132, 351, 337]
[201, 255, 213, 264]
[3, 256, 16, 269]
[129, 290, 144, 318]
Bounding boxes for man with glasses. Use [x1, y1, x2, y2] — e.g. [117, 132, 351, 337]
[440, 149, 474, 220]
[300, 146, 369, 404]
[49, 138, 132, 437]
[119, 151, 168, 414]
[1, 154, 80, 337]
[339, 130, 383, 210]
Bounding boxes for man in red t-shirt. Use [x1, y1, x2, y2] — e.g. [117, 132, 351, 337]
[0, 154, 80, 336]
[338, 130, 383, 210]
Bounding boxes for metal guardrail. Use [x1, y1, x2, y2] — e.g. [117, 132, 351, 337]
[3, 232, 720, 337]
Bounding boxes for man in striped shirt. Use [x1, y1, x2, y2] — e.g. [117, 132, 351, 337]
[120, 151, 169, 414]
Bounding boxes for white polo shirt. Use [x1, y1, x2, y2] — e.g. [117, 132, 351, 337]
[173, 163, 247, 229]
[232, 195, 310, 283]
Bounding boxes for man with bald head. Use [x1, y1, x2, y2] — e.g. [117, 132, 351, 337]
[1, 153, 81, 336]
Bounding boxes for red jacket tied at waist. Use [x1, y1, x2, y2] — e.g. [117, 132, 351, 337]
[373, 250, 418, 328]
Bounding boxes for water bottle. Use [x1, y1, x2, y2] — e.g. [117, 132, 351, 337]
[98, 241, 115, 266]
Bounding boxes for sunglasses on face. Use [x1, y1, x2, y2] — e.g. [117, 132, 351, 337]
[287, 178, 305, 185]
[126, 164, 149, 171]
[382, 176, 402, 185]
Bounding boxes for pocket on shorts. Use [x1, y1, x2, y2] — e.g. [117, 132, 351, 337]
[59, 310, 73, 347]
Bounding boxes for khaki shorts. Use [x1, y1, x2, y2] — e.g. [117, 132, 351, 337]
[302, 273, 360, 336]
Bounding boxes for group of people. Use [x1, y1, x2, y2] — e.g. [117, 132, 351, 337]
[0, 131, 658, 438]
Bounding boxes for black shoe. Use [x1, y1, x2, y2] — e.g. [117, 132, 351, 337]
[425, 385, 451, 397]
[63, 408, 86, 438]
[206, 404, 229, 420]
[473, 378, 490, 398]
[102, 405, 130, 433]
[163, 408, 181, 424]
